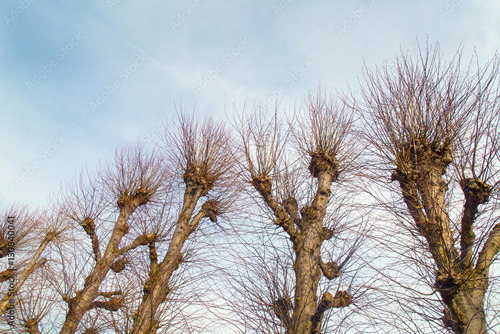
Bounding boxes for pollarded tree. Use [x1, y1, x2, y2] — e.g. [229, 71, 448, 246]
[356, 42, 500, 333]
[130, 113, 235, 334]
[221, 213, 366, 334]
[2, 112, 235, 334]
[57, 143, 168, 334]
[0, 205, 67, 332]
[234, 92, 362, 333]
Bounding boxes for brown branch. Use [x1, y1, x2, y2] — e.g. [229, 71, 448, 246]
[60, 204, 140, 333]
[148, 238, 159, 277]
[0, 269, 15, 282]
[310, 291, 352, 333]
[283, 196, 300, 228]
[131, 184, 207, 333]
[99, 290, 122, 298]
[476, 222, 500, 274]
[82, 291, 124, 312]
[118, 233, 155, 257]
[81, 217, 101, 262]
[319, 259, 341, 280]
[200, 199, 220, 223]
[392, 170, 427, 231]
[185, 198, 221, 237]
[91, 297, 123, 312]
[459, 178, 491, 269]
[252, 174, 298, 241]
[272, 297, 292, 331]
[0, 231, 52, 315]
[303, 162, 337, 227]
[24, 318, 41, 334]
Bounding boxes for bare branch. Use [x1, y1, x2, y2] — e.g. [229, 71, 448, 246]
[476, 221, 500, 274]
[356, 41, 500, 333]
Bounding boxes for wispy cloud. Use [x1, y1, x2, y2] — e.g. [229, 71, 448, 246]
[0, 0, 499, 206]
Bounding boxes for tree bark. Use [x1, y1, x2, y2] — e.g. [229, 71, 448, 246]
[442, 278, 488, 334]
[60, 198, 147, 334]
[252, 152, 351, 333]
[394, 145, 495, 334]
[292, 169, 333, 334]
[0, 232, 54, 315]
[131, 186, 209, 334]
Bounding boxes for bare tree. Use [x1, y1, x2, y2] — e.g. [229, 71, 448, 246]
[56, 143, 167, 334]
[233, 92, 363, 333]
[355, 42, 500, 334]
[9, 264, 63, 334]
[0, 205, 67, 332]
[130, 113, 235, 334]
[0, 113, 235, 334]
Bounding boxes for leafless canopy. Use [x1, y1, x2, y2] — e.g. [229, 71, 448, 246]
[231, 91, 364, 333]
[355, 41, 500, 334]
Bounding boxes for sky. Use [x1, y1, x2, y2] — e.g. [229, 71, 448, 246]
[1, 0, 499, 207]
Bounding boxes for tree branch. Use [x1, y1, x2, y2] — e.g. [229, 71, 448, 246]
[148, 238, 159, 277]
[24, 318, 41, 334]
[283, 196, 300, 228]
[272, 297, 292, 332]
[252, 175, 298, 241]
[91, 297, 123, 312]
[319, 258, 341, 280]
[0, 232, 53, 315]
[476, 222, 500, 274]
[118, 233, 155, 257]
[302, 166, 336, 228]
[310, 291, 352, 333]
[81, 218, 101, 262]
[99, 290, 122, 298]
[459, 178, 491, 269]
[392, 170, 428, 233]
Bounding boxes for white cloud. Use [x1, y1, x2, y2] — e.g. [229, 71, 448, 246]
[1, 0, 499, 206]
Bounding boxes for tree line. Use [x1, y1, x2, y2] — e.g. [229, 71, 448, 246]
[2, 42, 500, 333]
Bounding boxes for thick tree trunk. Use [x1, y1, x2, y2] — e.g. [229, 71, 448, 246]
[131, 185, 208, 334]
[130, 246, 182, 334]
[443, 281, 487, 334]
[292, 162, 335, 334]
[60, 204, 137, 334]
[394, 145, 495, 334]
[251, 151, 351, 333]
[292, 226, 322, 334]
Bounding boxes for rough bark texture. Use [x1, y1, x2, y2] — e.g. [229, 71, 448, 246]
[253, 152, 351, 333]
[0, 231, 54, 315]
[392, 141, 496, 334]
[130, 175, 216, 334]
[60, 194, 149, 334]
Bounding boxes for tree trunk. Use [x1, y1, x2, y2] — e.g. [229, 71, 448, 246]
[443, 283, 487, 334]
[292, 164, 335, 334]
[60, 209, 132, 334]
[131, 186, 207, 334]
[130, 247, 182, 334]
[292, 227, 322, 334]
[394, 145, 493, 334]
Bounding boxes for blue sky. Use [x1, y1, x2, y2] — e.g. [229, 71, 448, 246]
[1, 0, 499, 207]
